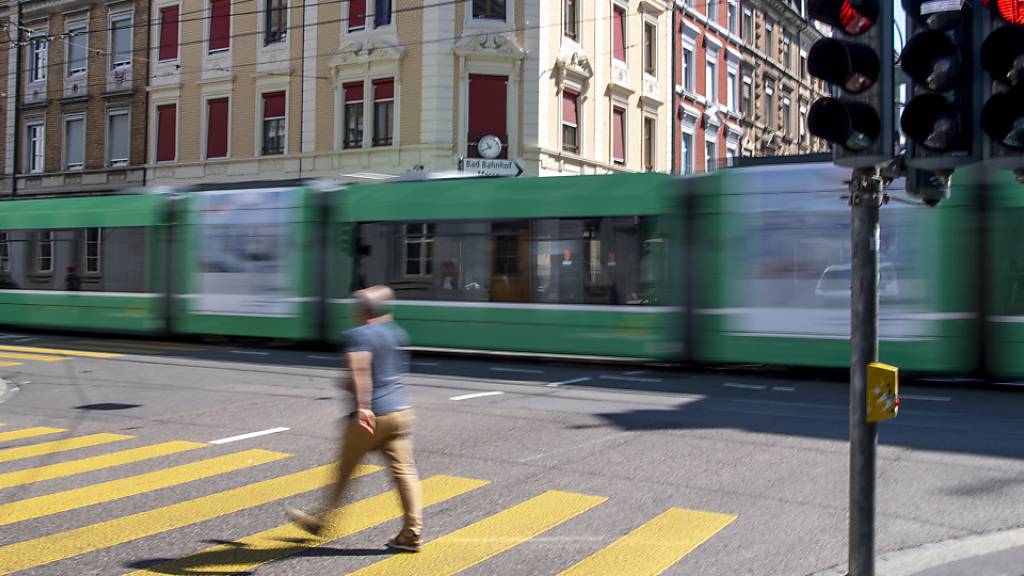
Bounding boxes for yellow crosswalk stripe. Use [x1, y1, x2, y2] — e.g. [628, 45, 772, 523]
[123, 474, 490, 576]
[0, 432, 132, 464]
[72, 339, 206, 352]
[0, 449, 288, 527]
[0, 351, 66, 362]
[0, 361, 21, 367]
[0, 463, 379, 575]
[39, 342, 164, 355]
[350, 490, 608, 576]
[0, 427, 65, 444]
[0, 345, 121, 359]
[0, 440, 205, 490]
[557, 508, 737, 576]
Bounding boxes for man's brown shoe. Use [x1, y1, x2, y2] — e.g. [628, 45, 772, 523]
[285, 506, 323, 536]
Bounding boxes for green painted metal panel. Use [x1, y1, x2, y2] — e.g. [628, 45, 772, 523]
[979, 166, 1024, 377]
[0, 194, 165, 229]
[336, 174, 676, 222]
[0, 293, 162, 333]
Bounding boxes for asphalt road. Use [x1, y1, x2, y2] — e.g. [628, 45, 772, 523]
[0, 330, 1022, 576]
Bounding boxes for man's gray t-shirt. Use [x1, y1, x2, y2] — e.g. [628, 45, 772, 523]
[342, 321, 412, 415]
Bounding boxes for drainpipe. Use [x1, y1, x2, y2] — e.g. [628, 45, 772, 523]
[671, 5, 677, 175]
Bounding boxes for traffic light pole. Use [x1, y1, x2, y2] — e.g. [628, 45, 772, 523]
[848, 168, 881, 576]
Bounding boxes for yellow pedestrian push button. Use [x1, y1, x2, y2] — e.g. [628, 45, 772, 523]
[867, 362, 899, 422]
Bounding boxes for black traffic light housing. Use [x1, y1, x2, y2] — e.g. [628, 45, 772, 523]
[979, 0, 1024, 176]
[899, 0, 977, 170]
[806, 0, 894, 168]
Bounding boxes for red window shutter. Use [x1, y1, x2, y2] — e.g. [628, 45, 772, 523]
[562, 90, 578, 126]
[207, 98, 229, 158]
[156, 104, 177, 162]
[373, 78, 394, 101]
[613, 6, 625, 61]
[209, 0, 230, 51]
[159, 6, 179, 61]
[468, 74, 508, 137]
[612, 107, 625, 162]
[344, 82, 363, 102]
[263, 91, 285, 118]
[349, 0, 366, 30]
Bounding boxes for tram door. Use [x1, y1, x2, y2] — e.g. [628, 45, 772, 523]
[491, 222, 528, 302]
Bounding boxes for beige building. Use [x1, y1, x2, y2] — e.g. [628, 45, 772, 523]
[145, 0, 674, 185]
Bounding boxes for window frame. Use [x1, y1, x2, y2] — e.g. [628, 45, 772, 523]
[158, 5, 181, 62]
[27, 122, 45, 174]
[782, 95, 792, 137]
[727, 1, 738, 35]
[265, 0, 288, 44]
[155, 103, 178, 163]
[611, 105, 626, 165]
[705, 139, 717, 173]
[681, 132, 693, 175]
[208, 0, 232, 53]
[0, 231, 9, 273]
[260, 91, 286, 155]
[402, 223, 435, 277]
[342, 82, 365, 149]
[564, 0, 578, 40]
[374, 0, 393, 28]
[85, 227, 102, 274]
[642, 116, 656, 172]
[37, 231, 54, 274]
[612, 4, 626, 62]
[741, 73, 752, 117]
[643, 21, 656, 75]
[727, 69, 738, 112]
[65, 21, 88, 77]
[472, 0, 507, 22]
[372, 78, 395, 147]
[204, 97, 230, 159]
[561, 89, 579, 154]
[63, 113, 86, 171]
[29, 34, 47, 83]
[109, 12, 133, 70]
[705, 47, 718, 103]
[107, 108, 131, 167]
[764, 78, 775, 128]
[682, 44, 694, 92]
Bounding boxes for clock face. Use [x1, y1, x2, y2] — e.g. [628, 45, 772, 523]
[478, 134, 503, 159]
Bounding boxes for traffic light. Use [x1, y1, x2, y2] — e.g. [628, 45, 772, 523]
[979, 0, 1024, 177]
[806, 1, 895, 168]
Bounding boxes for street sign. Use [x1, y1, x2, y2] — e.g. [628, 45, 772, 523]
[459, 158, 524, 177]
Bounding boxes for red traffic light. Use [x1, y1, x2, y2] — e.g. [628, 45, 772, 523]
[984, 0, 1024, 25]
[808, 0, 878, 35]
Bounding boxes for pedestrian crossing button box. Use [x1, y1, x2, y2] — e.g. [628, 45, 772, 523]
[867, 362, 899, 422]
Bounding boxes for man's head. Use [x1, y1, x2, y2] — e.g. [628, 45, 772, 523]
[354, 285, 395, 323]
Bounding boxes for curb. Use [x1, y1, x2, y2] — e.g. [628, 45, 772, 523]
[809, 526, 1024, 576]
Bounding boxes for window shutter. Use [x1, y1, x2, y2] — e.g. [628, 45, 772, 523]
[613, 6, 625, 61]
[206, 99, 229, 158]
[373, 78, 394, 101]
[263, 91, 285, 118]
[157, 104, 176, 162]
[562, 90, 578, 126]
[159, 6, 179, 61]
[468, 74, 507, 137]
[345, 82, 363, 102]
[612, 107, 625, 162]
[209, 0, 231, 51]
[349, 0, 366, 29]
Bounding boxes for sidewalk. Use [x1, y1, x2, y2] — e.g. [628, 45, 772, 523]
[907, 545, 1024, 576]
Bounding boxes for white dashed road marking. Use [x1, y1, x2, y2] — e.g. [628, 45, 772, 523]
[900, 394, 951, 402]
[209, 427, 290, 445]
[723, 382, 768, 390]
[450, 391, 505, 401]
[230, 350, 270, 356]
[489, 367, 544, 375]
[547, 377, 592, 388]
[772, 386, 796, 392]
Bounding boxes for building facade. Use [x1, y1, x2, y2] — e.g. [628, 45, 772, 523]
[144, 0, 674, 186]
[5, 0, 149, 196]
[672, 0, 828, 175]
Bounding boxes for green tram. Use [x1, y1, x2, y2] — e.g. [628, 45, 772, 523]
[0, 163, 1022, 378]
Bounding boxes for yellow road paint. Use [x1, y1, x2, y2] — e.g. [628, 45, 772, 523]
[0, 427, 65, 444]
[350, 490, 607, 576]
[0, 351, 65, 362]
[0, 440, 205, 490]
[558, 508, 737, 576]
[0, 361, 21, 367]
[123, 474, 490, 576]
[0, 463, 379, 575]
[0, 449, 288, 527]
[72, 339, 206, 352]
[0, 345, 121, 359]
[0, 432, 131, 464]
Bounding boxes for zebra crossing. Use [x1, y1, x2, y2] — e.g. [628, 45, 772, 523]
[0, 425, 736, 575]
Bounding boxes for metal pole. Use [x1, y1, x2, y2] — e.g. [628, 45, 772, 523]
[849, 169, 881, 576]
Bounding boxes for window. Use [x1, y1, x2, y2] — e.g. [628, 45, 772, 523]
[0, 232, 8, 273]
[707, 0, 718, 23]
[765, 78, 775, 128]
[783, 34, 792, 70]
[373, 78, 394, 147]
[343, 82, 364, 149]
[612, 106, 625, 165]
[612, 5, 625, 62]
[108, 109, 130, 167]
[800, 99, 808, 143]
[27, 123, 44, 174]
[727, 70, 737, 112]
[262, 92, 286, 155]
[682, 45, 694, 92]
[206, 98, 229, 159]
[473, 0, 505, 20]
[404, 224, 435, 276]
[349, 0, 366, 30]
[742, 9, 753, 44]
[765, 21, 773, 55]
[564, 0, 578, 40]
[38, 231, 53, 273]
[66, 23, 88, 76]
[705, 140, 717, 172]
[681, 133, 693, 175]
[642, 117, 655, 172]
[86, 228, 102, 273]
[782, 96, 792, 136]
[562, 89, 579, 153]
[374, 0, 392, 27]
[800, 52, 807, 80]
[643, 22, 656, 74]
[30, 35, 47, 82]
[64, 115, 85, 171]
[156, 104, 177, 162]
[728, 1, 738, 35]
[468, 74, 508, 159]
[265, 0, 287, 44]
[209, 0, 231, 52]
[705, 48, 718, 102]
[159, 6, 180, 61]
[741, 74, 752, 116]
[110, 14, 132, 69]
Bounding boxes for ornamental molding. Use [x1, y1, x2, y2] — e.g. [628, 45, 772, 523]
[454, 32, 527, 60]
[554, 46, 594, 86]
[329, 38, 405, 74]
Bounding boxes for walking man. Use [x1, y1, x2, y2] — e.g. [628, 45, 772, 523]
[287, 285, 423, 552]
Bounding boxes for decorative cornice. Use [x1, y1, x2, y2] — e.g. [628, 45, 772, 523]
[330, 38, 406, 70]
[454, 32, 526, 60]
[554, 46, 593, 84]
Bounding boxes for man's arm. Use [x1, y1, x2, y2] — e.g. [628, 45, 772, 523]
[346, 350, 375, 433]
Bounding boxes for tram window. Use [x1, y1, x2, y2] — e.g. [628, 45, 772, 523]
[0, 228, 147, 292]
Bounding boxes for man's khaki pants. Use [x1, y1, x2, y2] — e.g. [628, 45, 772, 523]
[324, 409, 422, 534]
